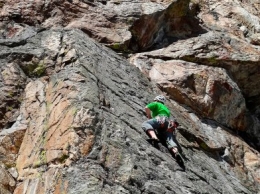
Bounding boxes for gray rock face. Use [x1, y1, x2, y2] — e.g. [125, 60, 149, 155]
[0, 28, 256, 194]
[0, 0, 260, 194]
[0, 0, 204, 51]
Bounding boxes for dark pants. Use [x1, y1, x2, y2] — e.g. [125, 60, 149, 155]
[142, 117, 177, 149]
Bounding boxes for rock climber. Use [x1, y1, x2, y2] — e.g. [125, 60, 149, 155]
[142, 95, 182, 162]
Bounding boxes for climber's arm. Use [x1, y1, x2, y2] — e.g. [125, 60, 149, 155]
[145, 107, 152, 119]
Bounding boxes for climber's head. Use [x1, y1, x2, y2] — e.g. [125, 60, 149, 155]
[154, 95, 166, 104]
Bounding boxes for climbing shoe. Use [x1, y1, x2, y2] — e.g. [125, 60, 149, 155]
[175, 152, 185, 169]
[150, 138, 160, 142]
[147, 138, 160, 149]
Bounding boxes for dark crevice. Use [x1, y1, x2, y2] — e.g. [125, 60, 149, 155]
[4, 121, 16, 129]
[237, 131, 260, 152]
[0, 39, 27, 47]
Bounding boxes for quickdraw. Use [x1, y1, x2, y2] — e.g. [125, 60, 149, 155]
[167, 120, 179, 133]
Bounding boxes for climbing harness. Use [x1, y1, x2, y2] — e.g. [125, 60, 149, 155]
[155, 116, 169, 128]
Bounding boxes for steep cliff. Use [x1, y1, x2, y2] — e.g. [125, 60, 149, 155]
[0, 0, 260, 194]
